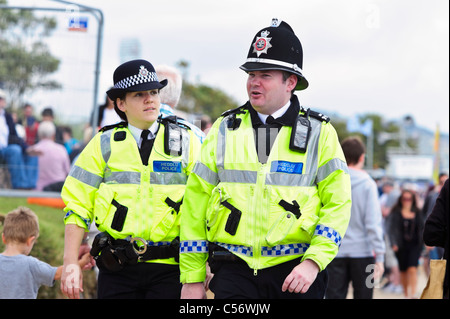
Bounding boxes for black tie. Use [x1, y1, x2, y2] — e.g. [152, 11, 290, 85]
[255, 115, 281, 164]
[140, 130, 153, 166]
[265, 115, 275, 124]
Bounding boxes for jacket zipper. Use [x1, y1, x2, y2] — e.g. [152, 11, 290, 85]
[253, 163, 267, 276]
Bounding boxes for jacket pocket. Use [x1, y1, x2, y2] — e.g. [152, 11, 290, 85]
[265, 211, 296, 246]
[151, 195, 182, 242]
[93, 184, 118, 229]
[205, 186, 231, 242]
[299, 212, 319, 240]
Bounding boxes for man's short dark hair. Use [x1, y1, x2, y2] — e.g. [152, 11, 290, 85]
[341, 136, 366, 165]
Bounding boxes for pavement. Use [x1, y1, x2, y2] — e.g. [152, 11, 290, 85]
[361, 264, 428, 299]
[206, 264, 429, 299]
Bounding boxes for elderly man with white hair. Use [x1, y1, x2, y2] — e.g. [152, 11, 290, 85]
[156, 64, 205, 143]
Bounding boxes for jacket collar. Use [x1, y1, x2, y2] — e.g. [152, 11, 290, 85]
[247, 94, 300, 127]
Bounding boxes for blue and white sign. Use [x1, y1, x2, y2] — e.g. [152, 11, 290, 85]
[68, 16, 88, 31]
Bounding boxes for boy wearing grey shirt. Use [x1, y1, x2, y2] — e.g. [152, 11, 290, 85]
[1, 207, 90, 299]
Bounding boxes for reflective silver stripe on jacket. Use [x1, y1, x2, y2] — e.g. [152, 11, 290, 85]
[315, 157, 348, 184]
[100, 130, 113, 164]
[181, 128, 191, 170]
[211, 113, 335, 187]
[151, 172, 187, 185]
[192, 162, 218, 185]
[69, 126, 189, 187]
[69, 165, 103, 189]
[104, 171, 140, 184]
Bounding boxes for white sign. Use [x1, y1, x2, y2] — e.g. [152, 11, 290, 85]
[387, 155, 434, 180]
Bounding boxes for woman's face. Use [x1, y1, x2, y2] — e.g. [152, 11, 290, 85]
[400, 191, 414, 207]
[116, 90, 160, 129]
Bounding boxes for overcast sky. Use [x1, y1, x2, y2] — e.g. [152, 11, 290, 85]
[7, 0, 449, 134]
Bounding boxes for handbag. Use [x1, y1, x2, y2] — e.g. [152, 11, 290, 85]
[420, 259, 447, 299]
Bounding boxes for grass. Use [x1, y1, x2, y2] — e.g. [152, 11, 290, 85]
[0, 197, 97, 299]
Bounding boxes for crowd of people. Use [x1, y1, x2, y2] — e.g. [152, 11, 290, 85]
[0, 64, 212, 192]
[323, 135, 448, 299]
[0, 18, 448, 301]
[0, 93, 77, 191]
[375, 172, 448, 298]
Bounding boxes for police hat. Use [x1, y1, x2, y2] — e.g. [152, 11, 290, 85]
[240, 18, 308, 90]
[107, 59, 168, 100]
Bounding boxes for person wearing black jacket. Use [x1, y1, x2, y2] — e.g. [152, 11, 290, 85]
[387, 188, 424, 298]
[423, 178, 449, 299]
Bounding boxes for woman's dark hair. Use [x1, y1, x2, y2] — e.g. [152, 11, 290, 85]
[391, 189, 419, 214]
[112, 92, 127, 121]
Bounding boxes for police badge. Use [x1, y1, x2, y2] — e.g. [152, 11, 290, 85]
[139, 65, 149, 77]
[252, 30, 272, 57]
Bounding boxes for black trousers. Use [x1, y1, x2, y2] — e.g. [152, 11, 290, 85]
[97, 262, 181, 299]
[325, 257, 375, 299]
[209, 257, 328, 299]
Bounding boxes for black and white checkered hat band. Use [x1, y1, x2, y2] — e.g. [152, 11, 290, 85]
[114, 71, 159, 89]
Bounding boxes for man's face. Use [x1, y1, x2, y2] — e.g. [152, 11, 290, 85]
[246, 70, 297, 115]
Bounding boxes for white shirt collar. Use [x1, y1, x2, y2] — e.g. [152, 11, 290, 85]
[128, 121, 159, 146]
[257, 100, 291, 124]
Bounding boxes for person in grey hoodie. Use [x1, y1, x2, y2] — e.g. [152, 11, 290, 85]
[326, 136, 385, 299]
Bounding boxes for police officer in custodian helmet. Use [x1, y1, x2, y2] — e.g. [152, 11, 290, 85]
[179, 19, 352, 299]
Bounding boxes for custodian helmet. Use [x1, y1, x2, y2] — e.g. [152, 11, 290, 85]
[240, 18, 308, 90]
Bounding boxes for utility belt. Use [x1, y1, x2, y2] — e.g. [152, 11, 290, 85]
[90, 232, 180, 272]
[208, 242, 247, 273]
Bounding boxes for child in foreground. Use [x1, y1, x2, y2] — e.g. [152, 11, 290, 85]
[0, 206, 90, 299]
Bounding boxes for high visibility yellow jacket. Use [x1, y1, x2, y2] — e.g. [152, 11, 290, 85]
[62, 120, 201, 265]
[180, 98, 351, 283]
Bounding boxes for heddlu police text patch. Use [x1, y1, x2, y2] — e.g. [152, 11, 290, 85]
[153, 161, 182, 173]
[270, 160, 303, 174]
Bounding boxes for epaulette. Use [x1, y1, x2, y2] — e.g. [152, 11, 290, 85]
[220, 104, 248, 118]
[300, 106, 330, 123]
[157, 115, 191, 131]
[309, 110, 330, 123]
[99, 121, 128, 132]
[220, 104, 249, 131]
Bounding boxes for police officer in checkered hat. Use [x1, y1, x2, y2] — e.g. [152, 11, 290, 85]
[61, 59, 202, 299]
[106, 59, 168, 122]
[179, 19, 351, 299]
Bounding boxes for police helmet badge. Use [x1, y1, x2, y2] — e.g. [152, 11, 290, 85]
[252, 30, 272, 57]
[139, 65, 149, 77]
